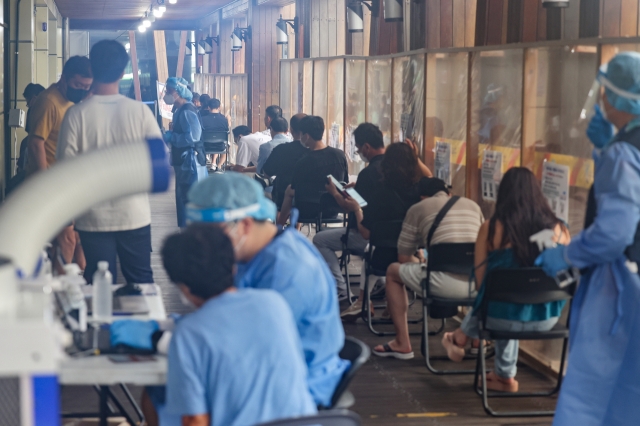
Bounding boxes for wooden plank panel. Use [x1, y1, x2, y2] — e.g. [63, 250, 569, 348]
[453, 0, 466, 47]
[336, 0, 346, 55]
[474, 0, 488, 45]
[311, 0, 320, 57]
[427, 0, 441, 48]
[269, 7, 277, 106]
[602, 0, 622, 36]
[522, 0, 538, 42]
[328, 0, 338, 56]
[563, 0, 581, 39]
[260, 8, 268, 130]
[506, 0, 522, 43]
[465, 0, 477, 47]
[176, 31, 187, 78]
[319, 0, 329, 56]
[537, 0, 547, 40]
[440, 0, 454, 47]
[485, 0, 503, 44]
[620, 0, 638, 36]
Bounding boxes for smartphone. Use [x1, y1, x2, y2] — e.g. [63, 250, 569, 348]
[345, 188, 368, 208]
[327, 175, 346, 193]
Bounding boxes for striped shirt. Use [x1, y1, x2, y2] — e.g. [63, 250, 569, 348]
[397, 192, 484, 256]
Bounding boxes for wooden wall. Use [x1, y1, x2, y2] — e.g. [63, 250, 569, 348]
[309, 0, 347, 57]
[369, 0, 403, 55]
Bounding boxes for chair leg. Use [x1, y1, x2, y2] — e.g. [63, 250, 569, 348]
[475, 337, 564, 417]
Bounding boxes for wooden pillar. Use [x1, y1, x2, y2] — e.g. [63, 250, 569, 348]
[176, 31, 187, 78]
[128, 31, 142, 101]
[246, 0, 254, 128]
[153, 31, 170, 128]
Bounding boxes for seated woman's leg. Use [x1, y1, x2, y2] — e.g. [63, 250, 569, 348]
[372, 263, 413, 359]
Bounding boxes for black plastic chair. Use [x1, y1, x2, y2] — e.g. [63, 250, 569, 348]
[202, 130, 229, 171]
[338, 215, 359, 304]
[327, 336, 371, 409]
[473, 267, 575, 417]
[256, 409, 361, 426]
[361, 220, 421, 336]
[296, 192, 346, 232]
[422, 242, 477, 375]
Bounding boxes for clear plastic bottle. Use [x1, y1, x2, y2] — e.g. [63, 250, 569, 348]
[92, 261, 113, 321]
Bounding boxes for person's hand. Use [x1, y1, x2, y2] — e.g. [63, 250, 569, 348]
[587, 104, 614, 149]
[325, 179, 340, 197]
[534, 245, 571, 278]
[344, 182, 356, 189]
[110, 320, 159, 350]
[416, 249, 426, 263]
[404, 138, 420, 157]
[342, 194, 362, 213]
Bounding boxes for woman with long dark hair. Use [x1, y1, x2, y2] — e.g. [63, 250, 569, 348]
[340, 141, 431, 319]
[441, 167, 570, 392]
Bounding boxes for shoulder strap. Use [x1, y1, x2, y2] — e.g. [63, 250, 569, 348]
[427, 196, 460, 248]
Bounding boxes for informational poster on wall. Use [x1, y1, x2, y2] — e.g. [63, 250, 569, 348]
[434, 141, 452, 186]
[329, 123, 341, 149]
[156, 81, 173, 120]
[481, 150, 503, 201]
[541, 161, 570, 223]
[400, 113, 414, 141]
[345, 125, 357, 162]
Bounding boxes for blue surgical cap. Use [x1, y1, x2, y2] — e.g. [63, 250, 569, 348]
[166, 77, 193, 101]
[186, 172, 277, 224]
[602, 52, 640, 115]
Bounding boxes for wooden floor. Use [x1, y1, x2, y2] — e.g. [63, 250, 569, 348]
[62, 183, 558, 425]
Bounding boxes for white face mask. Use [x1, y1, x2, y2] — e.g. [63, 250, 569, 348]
[358, 152, 368, 163]
[226, 222, 248, 259]
[163, 92, 177, 105]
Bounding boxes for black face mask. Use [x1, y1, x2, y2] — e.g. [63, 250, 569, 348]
[66, 87, 88, 104]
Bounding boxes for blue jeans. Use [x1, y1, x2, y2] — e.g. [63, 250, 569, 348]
[78, 225, 154, 285]
[460, 310, 559, 379]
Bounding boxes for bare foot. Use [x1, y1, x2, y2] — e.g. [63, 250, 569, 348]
[441, 332, 465, 362]
[479, 372, 519, 393]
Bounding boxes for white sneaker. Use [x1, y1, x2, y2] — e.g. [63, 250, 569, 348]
[340, 300, 363, 322]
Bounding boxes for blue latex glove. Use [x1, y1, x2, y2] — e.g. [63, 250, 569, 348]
[110, 320, 159, 350]
[534, 245, 571, 278]
[586, 104, 614, 149]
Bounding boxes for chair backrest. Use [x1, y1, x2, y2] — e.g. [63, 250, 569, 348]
[427, 242, 475, 276]
[201, 130, 229, 144]
[482, 267, 575, 307]
[369, 220, 404, 249]
[329, 337, 370, 408]
[256, 410, 361, 426]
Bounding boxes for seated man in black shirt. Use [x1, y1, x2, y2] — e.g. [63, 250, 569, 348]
[277, 116, 348, 225]
[262, 113, 309, 212]
[201, 98, 230, 170]
[314, 123, 385, 300]
[199, 94, 211, 116]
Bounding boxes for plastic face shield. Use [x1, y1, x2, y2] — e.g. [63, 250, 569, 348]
[580, 65, 607, 121]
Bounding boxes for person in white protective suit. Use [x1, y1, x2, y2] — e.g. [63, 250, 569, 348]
[535, 52, 640, 425]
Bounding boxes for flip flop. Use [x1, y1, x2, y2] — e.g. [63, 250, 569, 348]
[372, 343, 414, 360]
[441, 332, 465, 362]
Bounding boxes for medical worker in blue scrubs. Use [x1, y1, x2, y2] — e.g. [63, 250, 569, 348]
[536, 52, 640, 426]
[186, 172, 350, 408]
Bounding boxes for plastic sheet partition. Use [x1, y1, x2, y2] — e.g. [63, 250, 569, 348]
[327, 59, 345, 151]
[470, 50, 523, 218]
[367, 59, 393, 145]
[313, 60, 329, 143]
[426, 52, 469, 197]
[523, 46, 598, 235]
[345, 59, 367, 175]
[392, 55, 425, 151]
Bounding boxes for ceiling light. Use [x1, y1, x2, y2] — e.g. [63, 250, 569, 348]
[142, 17, 151, 27]
[125, 42, 131, 50]
[153, 8, 163, 17]
[185, 42, 192, 56]
[148, 14, 156, 23]
[383, 0, 402, 22]
[159, 5, 167, 12]
[138, 25, 146, 33]
[231, 32, 242, 51]
[169, 0, 177, 4]
[347, 2, 364, 32]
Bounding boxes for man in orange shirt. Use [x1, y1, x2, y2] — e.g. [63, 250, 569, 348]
[25, 56, 93, 269]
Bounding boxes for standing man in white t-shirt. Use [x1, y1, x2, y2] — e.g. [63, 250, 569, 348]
[229, 125, 269, 173]
[57, 40, 162, 284]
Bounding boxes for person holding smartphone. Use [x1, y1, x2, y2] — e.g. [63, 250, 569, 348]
[315, 123, 386, 302]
